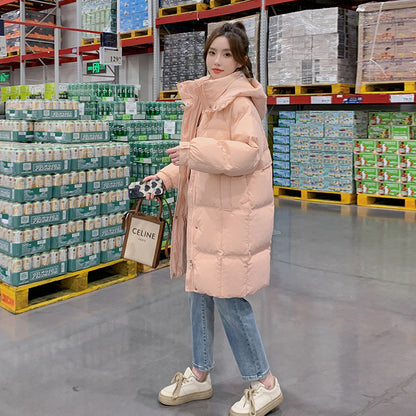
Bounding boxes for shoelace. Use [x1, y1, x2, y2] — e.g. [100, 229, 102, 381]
[243, 385, 259, 416]
[171, 372, 186, 399]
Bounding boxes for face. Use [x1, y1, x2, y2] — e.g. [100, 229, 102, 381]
[206, 36, 240, 80]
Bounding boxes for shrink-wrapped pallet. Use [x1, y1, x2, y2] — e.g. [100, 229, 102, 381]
[268, 8, 357, 86]
[356, 0, 416, 91]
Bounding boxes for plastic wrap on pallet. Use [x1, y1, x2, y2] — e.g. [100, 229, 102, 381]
[82, 0, 117, 37]
[268, 7, 357, 86]
[356, 0, 416, 90]
[207, 15, 259, 80]
[162, 31, 206, 91]
[119, 0, 152, 32]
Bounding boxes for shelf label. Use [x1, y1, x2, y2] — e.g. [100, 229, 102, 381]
[275, 97, 290, 105]
[125, 101, 137, 115]
[164, 120, 176, 135]
[310, 96, 332, 104]
[100, 47, 122, 66]
[390, 94, 414, 103]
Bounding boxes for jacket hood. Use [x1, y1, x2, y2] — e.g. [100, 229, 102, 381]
[177, 72, 267, 120]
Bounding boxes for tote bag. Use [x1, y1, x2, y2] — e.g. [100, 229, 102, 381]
[122, 197, 171, 269]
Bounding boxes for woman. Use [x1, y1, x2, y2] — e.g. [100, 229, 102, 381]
[143, 22, 283, 416]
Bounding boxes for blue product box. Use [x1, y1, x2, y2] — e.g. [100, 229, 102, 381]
[323, 139, 338, 152]
[273, 144, 290, 153]
[309, 123, 324, 137]
[273, 168, 290, 178]
[279, 111, 296, 119]
[273, 160, 290, 170]
[273, 135, 290, 145]
[296, 111, 310, 123]
[273, 127, 290, 136]
[273, 152, 290, 161]
[309, 139, 324, 151]
[290, 123, 308, 136]
[309, 111, 325, 123]
[290, 150, 308, 162]
[279, 119, 296, 127]
[273, 177, 291, 187]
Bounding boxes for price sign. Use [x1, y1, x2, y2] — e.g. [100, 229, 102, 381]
[390, 94, 414, 103]
[275, 97, 290, 105]
[310, 96, 332, 104]
[100, 47, 122, 66]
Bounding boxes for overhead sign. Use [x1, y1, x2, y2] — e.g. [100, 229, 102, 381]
[86, 62, 107, 75]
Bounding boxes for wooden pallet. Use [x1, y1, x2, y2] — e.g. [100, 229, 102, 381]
[267, 84, 355, 96]
[81, 37, 100, 46]
[159, 90, 180, 100]
[7, 51, 20, 57]
[159, 2, 208, 17]
[359, 81, 416, 94]
[120, 28, 153, 40]
[137, 247, 170, 273]
[0, 259, 137, 314]
[357, 193, 416, 210]
[274, 186, 357, 205]
[210, 0, 249, 8]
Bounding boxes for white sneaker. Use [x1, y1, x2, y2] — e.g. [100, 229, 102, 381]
[230, 377, 283, 416]
[158, 367, 213, 406]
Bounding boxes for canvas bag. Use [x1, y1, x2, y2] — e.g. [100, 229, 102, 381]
[121, 197, 172, 268]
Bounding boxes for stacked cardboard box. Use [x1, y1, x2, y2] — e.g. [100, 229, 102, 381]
[272, 111, 295, 187]
[207, 15, 259, 80]
[119, 0, 151, 32]
[290, 111, 367, 193]
[356, 1, 416, 89]
[162, 31, 205, 91]
[268, 7, 357, 86]
[1, 10, 55, 54]
[160, 0, 206, 9]
[355, 111, 416, 197]
[82, 0, 117, 37]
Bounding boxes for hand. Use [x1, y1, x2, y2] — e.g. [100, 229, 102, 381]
[166, 146, 181, 166]
[141, 175, 162, 200]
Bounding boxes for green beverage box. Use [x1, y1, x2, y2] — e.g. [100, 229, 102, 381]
[377, 154, 400, 168]
[67, 254, 100, 272]
[53, 183, 86, 198]
[356, 166, 377, 181]
[399, 168, 416, 183]
[403, 183, 416, 197]
[401, 154, 416, 168]
[68, 205, 100, 220]
[397, 140, 415, 154]
[0, 261, 67, 286]
[379, 182, 401, 196]
[51, 231, 84, 249]
[390, 112, 415, 125]
[392, 126, 411, 140]
[368, 125, 392, 140]
[354, 153, 377, 167]
[356, 180, 378, 195]
[368, 112, 392, 125]
[0, 186, 53, 203]
[0, 238, 50, 257]
[354, 139, 375, 153]
[100, 200, 129, 215]
[376, 168, 400, 183]
[374, 140, 399, 154]
[100, 246, 122, 263]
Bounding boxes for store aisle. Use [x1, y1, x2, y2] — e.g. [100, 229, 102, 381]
[1, 198, 416, 416]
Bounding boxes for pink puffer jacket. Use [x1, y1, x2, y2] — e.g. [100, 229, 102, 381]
[157, 71, 274, 298]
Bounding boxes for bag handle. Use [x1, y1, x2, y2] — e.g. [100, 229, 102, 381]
[133, 197, 164, 220]
[161, 196, 174, 258]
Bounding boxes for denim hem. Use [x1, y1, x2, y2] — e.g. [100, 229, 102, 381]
[192, 362, 215, 373]
[241, 367, 270, 382]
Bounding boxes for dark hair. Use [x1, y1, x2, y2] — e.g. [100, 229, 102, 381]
[204, 22, 254, 79]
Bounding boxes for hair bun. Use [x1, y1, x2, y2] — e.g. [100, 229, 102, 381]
[233, 21, 247, 33]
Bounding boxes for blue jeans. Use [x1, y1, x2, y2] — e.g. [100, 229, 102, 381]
[189, 292, 270, 381]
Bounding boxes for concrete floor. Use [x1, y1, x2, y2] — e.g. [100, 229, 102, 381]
[0, 198, 416, 416]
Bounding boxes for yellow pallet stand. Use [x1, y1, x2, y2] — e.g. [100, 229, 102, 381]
[0, 259, 137, 314]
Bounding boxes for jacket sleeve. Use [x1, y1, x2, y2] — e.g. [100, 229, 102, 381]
[157, 163, 180, 190]
[179, 97, 267, 176]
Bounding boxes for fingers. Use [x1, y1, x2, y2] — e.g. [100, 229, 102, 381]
[166, 146, 180, 166]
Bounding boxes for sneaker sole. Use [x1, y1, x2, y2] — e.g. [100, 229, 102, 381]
[229, 392, 284, 416]
[158, 388, 213, 406]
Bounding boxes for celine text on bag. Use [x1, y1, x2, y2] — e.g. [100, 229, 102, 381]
[121, 196, 172, 269]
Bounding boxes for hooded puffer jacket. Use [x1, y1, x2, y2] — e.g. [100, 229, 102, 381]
[157, 71, 274, 298]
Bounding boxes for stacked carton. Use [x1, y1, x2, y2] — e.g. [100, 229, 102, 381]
[268, 7, 357, 86]
[162, 31, 205, 91]
[82, 0, 117, 37]
[356, 0, 416, 90]
[290, 111, 368, 193]
[272, 111, 295, 187]
[355, 111, 416, 197]
[119, 0, 151, 32]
